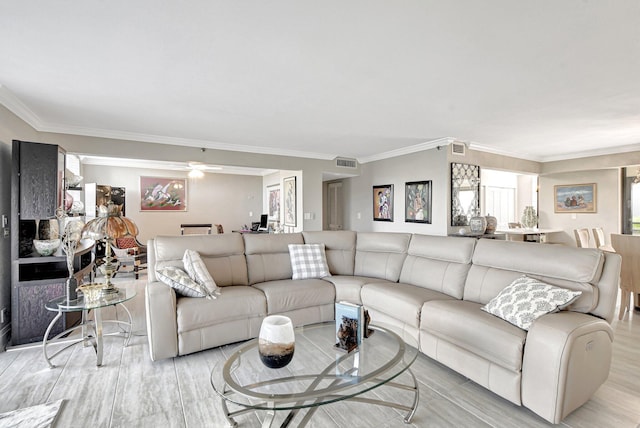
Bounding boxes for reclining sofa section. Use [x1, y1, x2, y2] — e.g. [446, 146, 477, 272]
[145, 230, 621, 424]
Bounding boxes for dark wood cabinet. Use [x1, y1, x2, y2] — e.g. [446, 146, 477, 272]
[16, 141, 64, 220]
[11, 140, 94, 345]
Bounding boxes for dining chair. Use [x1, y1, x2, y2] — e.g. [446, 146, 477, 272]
[592, 227, 616, 252]
[180, 223, 213, 235]
[610, 234, 640, 319]
[573, 228, 591, 248]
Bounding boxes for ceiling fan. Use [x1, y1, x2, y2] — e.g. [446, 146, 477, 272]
[187, 162, 221, 178]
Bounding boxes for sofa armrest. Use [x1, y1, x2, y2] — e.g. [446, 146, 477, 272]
[521, 311, 613, 424]
[145, 280, 179, 361]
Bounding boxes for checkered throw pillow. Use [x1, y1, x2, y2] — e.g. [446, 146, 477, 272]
[481, 275, 582, 330]
[288, 244, 332, 280]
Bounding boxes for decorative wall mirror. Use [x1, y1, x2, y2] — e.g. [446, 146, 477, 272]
[451, 162, 480, 226]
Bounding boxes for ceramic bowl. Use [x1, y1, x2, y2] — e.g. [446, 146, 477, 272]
[33, 239, 61, 256]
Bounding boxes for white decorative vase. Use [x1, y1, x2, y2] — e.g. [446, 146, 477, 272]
[258, 315, 295, 369]
[469, 216, 487, 234]
[521, 206, 538, 229]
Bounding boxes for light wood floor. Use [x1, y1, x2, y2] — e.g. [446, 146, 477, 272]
[1, 275, 639, 428]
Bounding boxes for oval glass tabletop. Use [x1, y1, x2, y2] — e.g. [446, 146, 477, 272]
[45, 283, 137, 312]
[210, 322, 419, 411]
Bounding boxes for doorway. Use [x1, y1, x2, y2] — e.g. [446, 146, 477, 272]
[325, 181, 343, 231]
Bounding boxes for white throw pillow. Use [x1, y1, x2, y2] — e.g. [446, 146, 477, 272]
[481, 275, 582, 330]
[183, 249, 221, 297]
[156, 266, 213, 299]
[288, 243, 332, 280]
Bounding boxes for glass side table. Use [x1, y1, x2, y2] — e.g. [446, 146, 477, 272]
[43, 284, 137, 368]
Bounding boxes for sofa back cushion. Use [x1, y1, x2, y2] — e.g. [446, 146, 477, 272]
[302, 231, 356, 275]
[244, 233, 304, 284]
[400, 234, 475, 299]
[150, 234, 248, 286]
[354, 232, 411, 281]
[464, 239, 605, 314]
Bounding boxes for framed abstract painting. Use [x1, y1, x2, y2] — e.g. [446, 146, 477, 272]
[373, 184, 393, 221]
[283, 176, 297, 227]
[140, 176, 187, 211]
[268, 184, 280, 220]
[405, 181, 432, 223]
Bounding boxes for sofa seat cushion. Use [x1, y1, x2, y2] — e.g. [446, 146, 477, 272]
[421, 300, 527, 372]
[253, 279, 336, 314]
[362, 282, 454, 329]
[176, 286, 266, 333]
[323, 275, 393, 304]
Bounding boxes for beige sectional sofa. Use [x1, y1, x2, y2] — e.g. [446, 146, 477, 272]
[145, 230, 620, 424]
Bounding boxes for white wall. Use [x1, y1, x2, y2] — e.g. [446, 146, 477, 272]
[539, 169, 620, 246]
[82, 164, 263, 242]
[343, 147, 449, 234]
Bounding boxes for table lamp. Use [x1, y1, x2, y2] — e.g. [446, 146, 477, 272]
[82, 202, 139, 295]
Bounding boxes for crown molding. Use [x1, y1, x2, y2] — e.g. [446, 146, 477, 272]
[535, 143, 640, 163]
[357, 137, 454, 164]
[37, 122, 338, 161]
[0, 85, 44, 129]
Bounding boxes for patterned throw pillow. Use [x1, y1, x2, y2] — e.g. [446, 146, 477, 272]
[156, 266, 214, 299]
[183, 249, 221, 297]
[288, 244, 332, 280]
[481, 275, 582, 331]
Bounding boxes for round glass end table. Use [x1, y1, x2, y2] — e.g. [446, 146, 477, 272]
[211, 322, 419, 427]
[43, 283, 136, 368]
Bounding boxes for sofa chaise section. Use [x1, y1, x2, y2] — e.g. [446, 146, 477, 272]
[419, 239, 621, 423]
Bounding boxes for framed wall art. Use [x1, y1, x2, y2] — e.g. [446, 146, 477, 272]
[554, 183, 597, 213]
[373, 184, 394, 221]
[405, 181, 432, 223]
[267, 184, 280, 220]
[283, 176, 297, 227]
[140, 176, 187, 212]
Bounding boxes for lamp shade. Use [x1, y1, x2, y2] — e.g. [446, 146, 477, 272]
[82, 203, 138, 240]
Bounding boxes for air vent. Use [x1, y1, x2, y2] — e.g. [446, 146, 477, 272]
[335, 157, 357, 168]
[451, 142, 466, 156]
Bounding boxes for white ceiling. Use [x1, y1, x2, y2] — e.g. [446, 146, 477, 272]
[1, 1, 639, 163]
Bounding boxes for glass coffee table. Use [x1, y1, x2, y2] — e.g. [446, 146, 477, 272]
[43, 284, 136, 368]
[211, 322, 419, 427]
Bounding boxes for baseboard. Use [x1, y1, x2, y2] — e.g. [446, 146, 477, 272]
[0, 324, 10, 352]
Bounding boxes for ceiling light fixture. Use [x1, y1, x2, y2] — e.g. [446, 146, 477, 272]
[188, 162, 206, 178]
[188, 168, 204, 179]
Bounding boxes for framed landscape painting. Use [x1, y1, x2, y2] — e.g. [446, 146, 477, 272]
[405, 181, 432, 223]
[283, 176, 297, 227]
[373, 184, 394, 221]
[554, 183, 596, 213]
[140, 176, 187, 211]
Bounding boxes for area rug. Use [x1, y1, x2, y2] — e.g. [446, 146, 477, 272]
[0, 399, 64, 428]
